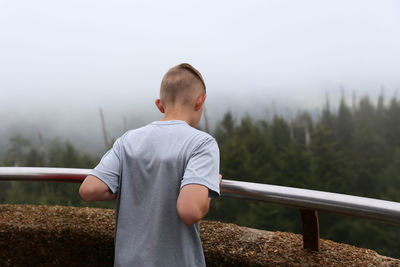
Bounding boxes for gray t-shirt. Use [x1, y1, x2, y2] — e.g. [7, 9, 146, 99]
[90, 120, 220, 267]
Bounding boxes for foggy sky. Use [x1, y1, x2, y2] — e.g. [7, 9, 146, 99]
[1, 0, 400, 154]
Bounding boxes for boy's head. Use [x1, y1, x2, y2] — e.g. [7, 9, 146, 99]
[156, 63, 207, 126]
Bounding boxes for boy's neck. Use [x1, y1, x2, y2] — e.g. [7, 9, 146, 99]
[161, 114, 192, 125]
[161, 109, 197, 127]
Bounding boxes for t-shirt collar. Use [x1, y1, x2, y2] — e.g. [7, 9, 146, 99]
[150, 120, 188, 125]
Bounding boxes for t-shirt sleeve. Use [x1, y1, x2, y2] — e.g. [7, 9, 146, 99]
[89, 138, 122, 194]
[181, 136, 220, 198]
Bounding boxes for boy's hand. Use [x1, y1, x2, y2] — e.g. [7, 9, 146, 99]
[219, 174, 222, 186]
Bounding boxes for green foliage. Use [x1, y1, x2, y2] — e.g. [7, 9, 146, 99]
[208, 95, 400, 258]
[2, 94, 400, 257]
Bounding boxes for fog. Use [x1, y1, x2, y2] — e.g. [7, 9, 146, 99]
[1, 0, 400, 155]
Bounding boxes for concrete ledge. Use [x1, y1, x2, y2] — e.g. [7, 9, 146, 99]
[0, 204, 398, 266]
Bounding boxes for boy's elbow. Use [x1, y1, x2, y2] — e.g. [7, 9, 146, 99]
[79, 185, 94, 202]
[178, 208, 203, 226]
[177, 204, 208, 226]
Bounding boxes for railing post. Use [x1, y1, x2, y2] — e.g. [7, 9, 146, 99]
[300, 209, 320, 251]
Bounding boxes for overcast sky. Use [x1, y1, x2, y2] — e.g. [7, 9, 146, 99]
[0, 0, 399, 152]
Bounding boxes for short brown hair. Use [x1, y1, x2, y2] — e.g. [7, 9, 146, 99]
[160, 63, 206, 106]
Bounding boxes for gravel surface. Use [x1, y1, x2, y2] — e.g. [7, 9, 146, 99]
[1, 204, 399, 266]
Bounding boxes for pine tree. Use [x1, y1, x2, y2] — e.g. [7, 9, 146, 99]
[214, 111, 235, 147]
[310, 123, 350, 192]
[336, 96, 353, 148]
[384, 97, 400, 150]
[3, 134, 31, 166]
[352, 96, 389, 197]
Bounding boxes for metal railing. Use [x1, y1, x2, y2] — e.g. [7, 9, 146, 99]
[1, 167, 400, 251]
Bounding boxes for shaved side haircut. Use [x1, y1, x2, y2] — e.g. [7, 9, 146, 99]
[160, 63, 206, 106]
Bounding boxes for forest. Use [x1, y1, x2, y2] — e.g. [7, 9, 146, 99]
[1, 94, 399, 258]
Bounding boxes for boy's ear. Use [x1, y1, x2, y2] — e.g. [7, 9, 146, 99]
[195, 94, 207, 111]
[155, 99, 165, 113]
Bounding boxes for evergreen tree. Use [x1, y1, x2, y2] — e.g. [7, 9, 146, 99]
[270, 115, 291, 159]
[321, 93, 335, 132]
[336, 97, 353, 148]
[352, 96, 389, 197]
[214, 111, 235, 147]
[291, 112, 313, 145]
[384, 98, 400, 151]
[3, 134, 31, 166]
[380, 148, 400, 202]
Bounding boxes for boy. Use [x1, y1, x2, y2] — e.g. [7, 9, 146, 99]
[79, 63, 221, 267]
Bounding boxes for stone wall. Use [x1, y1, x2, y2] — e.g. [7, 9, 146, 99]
[1, 205, 398, 266]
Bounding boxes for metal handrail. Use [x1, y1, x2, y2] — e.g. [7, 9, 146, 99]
[0, 167, 89, 183]
[222, 180, 400, 226]
[1, 167, 399, 225]
[1, 167, 400, 250]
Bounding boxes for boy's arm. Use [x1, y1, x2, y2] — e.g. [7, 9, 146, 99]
[79, 175, 117, 202]
[176, 184, 211, 226]
[79, 137, 122, 202]
[178, 137, 221, 225]
[176, 174, 222, 226]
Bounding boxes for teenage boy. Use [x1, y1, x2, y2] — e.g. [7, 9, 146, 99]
[79, 63, 221, 267]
